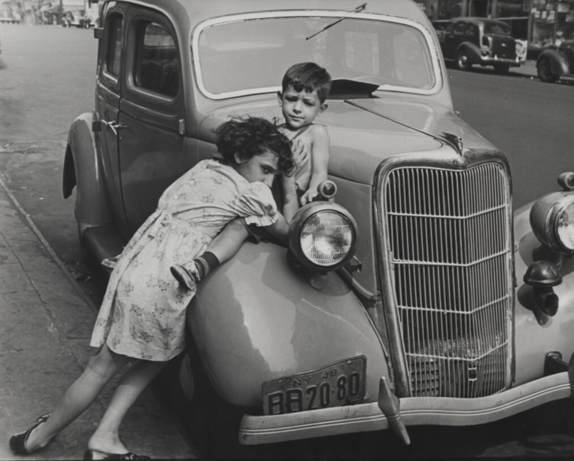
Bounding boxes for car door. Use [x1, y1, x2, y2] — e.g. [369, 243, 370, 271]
[442, 22, 459, 59]
[118, 5, 191, 233]
[94, 2, 130, 237]
[466, 23, 478, 47]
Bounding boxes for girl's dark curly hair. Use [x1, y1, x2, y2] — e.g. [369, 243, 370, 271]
[215, 117, 295, 176]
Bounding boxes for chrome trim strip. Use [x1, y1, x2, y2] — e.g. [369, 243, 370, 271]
[192, 11, 443, 100]
[239, 373, 569, 445]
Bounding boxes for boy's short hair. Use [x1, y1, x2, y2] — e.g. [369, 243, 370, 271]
[282, 62, 332, 103]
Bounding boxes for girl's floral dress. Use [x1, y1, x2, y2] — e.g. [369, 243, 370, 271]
[90, 159, 278, 361]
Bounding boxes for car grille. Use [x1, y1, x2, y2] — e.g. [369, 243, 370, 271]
[383, 163, 513, 398]
[492, 39, 516, 59]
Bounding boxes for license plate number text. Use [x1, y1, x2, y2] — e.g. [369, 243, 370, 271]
[262, 356, 366, 415]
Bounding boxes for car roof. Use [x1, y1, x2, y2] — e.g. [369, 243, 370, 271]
[102, 0, 430, 28]
[448, 17, 509, 26]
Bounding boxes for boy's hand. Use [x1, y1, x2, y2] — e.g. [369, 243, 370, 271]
[300, 188, 318, 205]
[291, 138, 309, 173]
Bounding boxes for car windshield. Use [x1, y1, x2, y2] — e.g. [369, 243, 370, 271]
[195, 15, 437, 98]
[484, 23, 511, 36]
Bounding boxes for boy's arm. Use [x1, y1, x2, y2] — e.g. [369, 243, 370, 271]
[301, 125, 330, 205]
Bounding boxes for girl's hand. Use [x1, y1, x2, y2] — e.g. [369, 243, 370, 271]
[291, 138, 309, 173]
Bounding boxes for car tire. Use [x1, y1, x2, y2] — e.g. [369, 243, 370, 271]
[537, 57, 558, 82]
[166, 337, 255, 458]
[493, 63, 510, 74]
[456, 49, 472, 71]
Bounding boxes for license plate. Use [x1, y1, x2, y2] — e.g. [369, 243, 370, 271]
[262, 356, 366, 415]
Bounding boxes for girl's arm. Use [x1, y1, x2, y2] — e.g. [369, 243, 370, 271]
[301, 126, 330, 205]
[263, 174, 299, 241]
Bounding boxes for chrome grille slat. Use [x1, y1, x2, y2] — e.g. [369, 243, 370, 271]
[384, 163, 512, 398]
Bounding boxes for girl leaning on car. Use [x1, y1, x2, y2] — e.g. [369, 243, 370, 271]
[9, 116, 303, 460]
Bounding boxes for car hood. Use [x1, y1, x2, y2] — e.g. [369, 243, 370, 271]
[200, 96, 496, 184]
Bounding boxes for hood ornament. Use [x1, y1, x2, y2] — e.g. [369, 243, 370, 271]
[439, 132, 464, 156]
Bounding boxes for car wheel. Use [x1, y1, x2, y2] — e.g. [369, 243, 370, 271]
[161, 339, 255, 458]
[537, 57, 558, 82]
[456, 49, 472, 71]
[493, 63, 510, 74]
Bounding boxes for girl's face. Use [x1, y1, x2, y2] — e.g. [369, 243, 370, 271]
[234, 150, 279, 188]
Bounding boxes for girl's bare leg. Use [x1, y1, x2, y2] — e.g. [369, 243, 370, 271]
[206, 219, 250, 263]
[87, 359, 167, 454]
[172, 219, 250, 288]
[25, 344, 132, 452]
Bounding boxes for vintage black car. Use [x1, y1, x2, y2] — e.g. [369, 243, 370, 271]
[435, 17, 524, 74]
[537, 39, 574, 83]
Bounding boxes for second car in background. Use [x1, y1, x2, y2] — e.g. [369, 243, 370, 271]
[434, 17, 526, 74]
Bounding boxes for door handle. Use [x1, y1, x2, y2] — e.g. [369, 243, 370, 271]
[92, 120, 128, 136]
[104, 120, 128, 136]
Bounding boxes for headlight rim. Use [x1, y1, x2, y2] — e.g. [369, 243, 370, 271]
[552, 199, 574, 253]
[289, 202, 358, 272]
[531, 193, 574, 255]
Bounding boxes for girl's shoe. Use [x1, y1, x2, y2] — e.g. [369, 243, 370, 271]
[83, 448, 151, 460]
[170, 262, 200, 290]
[9, 413, 51, 455]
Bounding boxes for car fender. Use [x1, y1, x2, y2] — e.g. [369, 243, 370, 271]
[64, 112, 113, 232]
[537, 49, 569, 76]
[188, 241, 390, 408]
[456, 41, 481, 63]
[513, 202, 574, 385]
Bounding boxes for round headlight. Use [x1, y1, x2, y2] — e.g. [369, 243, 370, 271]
[289, 203, 358, 271]
[530, 193, 574, 254]
[556, 201, 574, 251]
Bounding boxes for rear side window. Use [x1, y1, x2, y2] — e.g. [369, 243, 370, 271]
[453, 23, 466, 34]
[134, 22, 179, 97]
[106, 16, 123, 77]
[466, 24, 476, 36]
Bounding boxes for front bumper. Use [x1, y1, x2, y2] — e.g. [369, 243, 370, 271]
[239, 372, 570, 445]
[480, 56, 521, 67]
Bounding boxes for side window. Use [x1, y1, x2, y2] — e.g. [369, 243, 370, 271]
[453, 23, 466, 35]
[106, 16, 123, 77]
[466, 24, 476, 37]
[134, 21, 179, 97]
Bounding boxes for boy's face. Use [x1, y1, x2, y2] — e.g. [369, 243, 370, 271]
[278, 85, 328, 130]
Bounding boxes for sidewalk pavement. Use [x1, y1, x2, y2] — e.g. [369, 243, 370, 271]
[0, 178, 197, 460]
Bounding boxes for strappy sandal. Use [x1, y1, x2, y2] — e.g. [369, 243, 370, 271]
[9, 413, 51, 455]
[83, 448, 151, 460]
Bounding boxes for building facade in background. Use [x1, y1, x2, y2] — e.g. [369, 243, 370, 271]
[415, 0, 574, 51]
[0, 0, 98, 25]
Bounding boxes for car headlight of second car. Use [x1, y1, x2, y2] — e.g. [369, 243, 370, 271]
[289, 202, 358, 271]
[530, 192, 574, 254]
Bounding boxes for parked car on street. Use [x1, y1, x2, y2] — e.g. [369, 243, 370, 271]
[434, 17, 525, 74]
[64, 0, 574, 448]
[0, 4, 20, 24]
[536, 38, 574, 83]
[62, 11, 95, 29]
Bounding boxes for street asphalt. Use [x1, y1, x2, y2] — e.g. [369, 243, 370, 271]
[0, 178, 196, 460]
